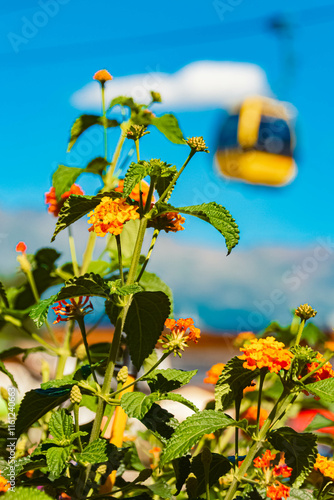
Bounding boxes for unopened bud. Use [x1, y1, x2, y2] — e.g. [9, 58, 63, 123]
[185, 136, 209, 153]
[151, 91, 162, 103]
[70, 385, 82, 405]
[17, 254, 32, 273]
[186, 473, 198, 499]
[295, 304, 317, 321]
[96, 464, 107, 475]
[0, 387, 8, 402]
[75, 343, 87, 361]
[117, 366, 128, 384]
[126, 124, 150, 141]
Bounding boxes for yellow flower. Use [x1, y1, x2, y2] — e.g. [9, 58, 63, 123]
[87, 197, 139, 236]
[314, 454, 334, 480]
[204, 363, 225, 385]
[239, 337, 293, 373]
[233, 331, 256, 348]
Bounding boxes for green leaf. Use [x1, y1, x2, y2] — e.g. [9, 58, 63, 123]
[305, 413, 334, 432]
[46, 445, 70, 479]
[302, 378, 334, 402]
[121, 391, 198, 420]
[29, 295, 57, 328]
[141, 404, 178, 443]
[57, 273, 109, 300]
[173, 456, 191, 495]
[76, 439, 108, 465]
[48, 409, 73, 442]
[51, 191, 122, 241]
[3, 487, 54, 499]
[215, 357, 259, 411]
[40, 376, 75, 390]
[107, 280, 142, 296]
[0, 281, 9, 308]
[109, 96, 139, 112]
[16, 390, 69, 437]
[160, 410, 241, 466]
[123, 291, 170, 369]
[0, 360, 17, 388]
[68, 114, 119, 151]
[147, 479, 173, 499]
[143, 368, 197, 392]
[123, 161, 149, 197]
[53, 165, 83, 200]
[0, 346, 46, 361]
[161, 392, 199, 413]
[191, 452, 232, 496]
[86, 156, 109, 175]
[139, 271, 174, 314]
[151, 114, 185, 144]
[149, 159, 177, 199]
[268, 426, 317, 487]
[2, 456, 46, 480]
[289, 489, 316, 500]
[168, 202, 239, 255]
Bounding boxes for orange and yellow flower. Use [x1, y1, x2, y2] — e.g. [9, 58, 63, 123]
[253, 449, 276, 470]
[149, 446, 161, 470]
[239, 337, 294, 373]
[159, 318, 200, 356]
[0, 471, 10, 492]
[304, 352, 334, 382]
[87, 196, 139, 236]
[204, 363, 225, 384]
[266, 482, 290, 500]
[242, 406, 269, 429]
[149, 212, 185, 233]
[314, 454, 334, 480]
[93, 69, 113, 83]
[45, 184, 84, 217]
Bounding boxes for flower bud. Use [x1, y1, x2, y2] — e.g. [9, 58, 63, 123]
[150, 91, 162, 103]
[70, 385, 82, 405]
[117, 366, 128, 384]
[96, 464, 107, 475]
[0, 387, 8, 402]
[75, 343, 87, 361]
[295, 304, 317, 321]
[185, 136, 209, 153]
[126, 124, 150, 141]
[93, 69, 113, 84]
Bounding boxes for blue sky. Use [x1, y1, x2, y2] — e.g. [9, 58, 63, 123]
[1, 0, 334, 330]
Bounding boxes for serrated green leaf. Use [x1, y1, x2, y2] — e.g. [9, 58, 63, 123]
[141, 403, 177, 443]
[148, 479, 173, 499]
[123, 291, 170, 369]
[107, 280, 142, 296]
[161, 393, 199, 413]
[158, 202, 239, 254]
[305, 413, 334, 432]
[53, 165, 83, 200]
[109, 96, 139, 112]
[86, 156, 109, 175]
[16, 390, 69, 437]
[0, 281, 9, 308]
[268, 426, 317, 487]
[146, 159, 177, 198]
[48, 409, 73, 442]
[76, 439, 108, 465]
[46, 445, 70, 478]
[121, 391, 198, 420]
[215, 356, 259, 411]
[123, 161, 150, 197]
[173, 455, 191, 495]
[289, 488, 316, 500]
[0, 346, 46, 362]
[67, 114, 119, 151]
[57, 273, 109, 299]
[0, 360, 17, 388]
[143, 368, 197, 392]
[3, 487, 54, 499]
[191, 452, 232, 496]
[151, 114, 185, 144]
[302, 378, 334, 402]
[29, 295, 57, 328]
[51, 191, 123, 241]
[2, 456, 46, 480]
[40, 376, 75, 390]
[160, 410, 241, 466]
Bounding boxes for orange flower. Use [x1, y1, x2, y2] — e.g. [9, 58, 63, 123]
[204, 363, 225, 384]
[233, 331, 256, 348]
[239, 337, 294, 373]
[149, 446, 161, 458]
[305, 352, 334, 382]
[52, 296, 93, 324]
[115, 179, 154, 207]
[273, 453, 292, 478]
[93, 69, 113, 83]
[45, 184, 84, 217]
[16, 241, 27, 253]
[0, 472, 10, 493]
[87, 196, 139, 236]
[253, 449, 276, 470]
[314, 454, 334, 480]
[324, 341, 334, 351]
[159, 318, 200, 357]
[267, 482, 290, 500]
[243, 407, 269, 429]
[149, 212, 185, 233]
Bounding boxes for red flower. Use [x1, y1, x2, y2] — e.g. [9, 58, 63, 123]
[16, 241, 27, 253]
[45, 185, 84, 217]
[267, 482, 290, 500]
[52, 296, 93, 324]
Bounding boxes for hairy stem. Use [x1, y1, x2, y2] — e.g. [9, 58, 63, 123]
[136, 229, 160, 282]
[68, 226, 79, 276]
[115, 235, 124, 286]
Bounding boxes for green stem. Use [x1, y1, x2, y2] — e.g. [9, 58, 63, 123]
[136, 229, 160, 282]
[101, 83, 108, 160]
[72, 312, 106, 351]
[31, 334, 58, 354]
[256, 371, 266, 435]
[76, 316, 98, 384]
[115, 235, 124, 286]
[81, 232, 97, 275]
[295, 319, 305, 346]
[158, 150, 195, 203]
[300, 350, 333, 383]
[224, 388, 291, 500]
[234, 394, 242, 469]
[68, 226, 79, 276]
[104, 130, 126, 191]
[100, 405, 116, 438]
[74, 403, 83, 452]
[55, 320, 74, 380]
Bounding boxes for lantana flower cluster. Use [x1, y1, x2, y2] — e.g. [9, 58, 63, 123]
[239, 337, 294, 373]
[314, 454, 334, 480]
[253, 450, 292, 500]
[159, 318, 200, 356]
[88, 197, 139, 236]
[45, 184, 84, 217]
